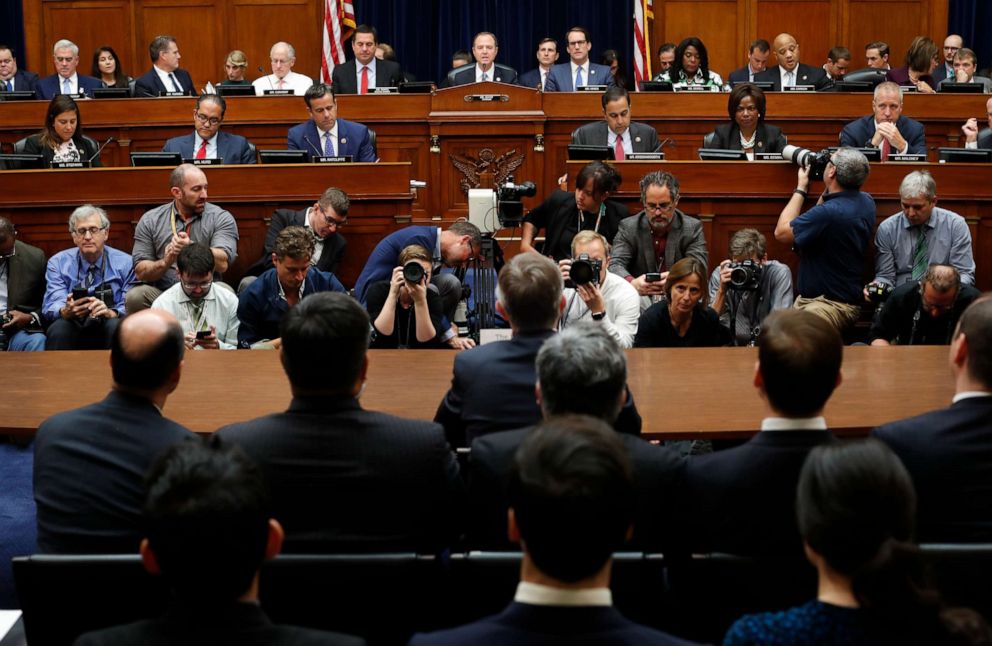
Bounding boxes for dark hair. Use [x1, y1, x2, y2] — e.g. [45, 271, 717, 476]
[497, 253, 562, 332]
[866, 41, 890, 57]
[956, 297, 992, 389]
[447, 220, 482, 247]
[601, 85, 629, 110]
[954, 48, 978, 67]
[304, 82, 335, 108]
[639, 169, 680, 203]
[799, 439, 991, 644]
[750, 39, 770, 54]
[273, 225, 315, 261]
[565, 26, 592, 45]
[148, 35, 176, 63]
[177, 243, 215, 276]
[663, 257, 709, 307]
[111, 314, 185, 390]
[144, 441, 270, 602]
[39, 94, 81, 150]
[353, 24, 377, 43]
[473, 31, 498, 48]
[537, 37, 557, 50]
[90, 46, 128, 88]
[575, 160, 621, 197]
[318, 187, 350, 219]
[536, 323, 627, 422]
[828, 46, 851, 62]
[196, 93, 226, 117]
[905, 36, 938, 74]
[672, 36, 712, 82]
[727, 82, 766, 122]
[657, 42, 676, 57]
[508, 415, 634, 582]
[451, 50, 473, 66]
[280, 292, 370, 393]
[758, 309, 842, 416]
[600, 49, 626, 88]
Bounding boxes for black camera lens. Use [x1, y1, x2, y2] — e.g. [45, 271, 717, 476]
[402, 261, 426, 284]
[569, 253, 601, 286]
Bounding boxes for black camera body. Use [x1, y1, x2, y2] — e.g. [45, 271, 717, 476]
[402, 261, 426, 284]
[0, 312, 12, 351]
[865, 281, 893, 304]
[782, 145, 832, 181]
[496, 176, 537, 226]
[729, 260, 763, 291]
[566, 253, 603, 288]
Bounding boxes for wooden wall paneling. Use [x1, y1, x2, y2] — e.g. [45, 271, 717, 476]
[658, 1, 741, 81]
[24, 1, 135, 82]
[230, 0, 322, 86]
[134, 0, 225, 95]
[22, 0, 46, 74]
[843, 1, 927, 67]
[754, 0, 834, 72]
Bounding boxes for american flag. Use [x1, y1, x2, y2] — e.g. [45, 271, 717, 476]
[321, 0, 357, 84]
[633, 0, 653, 88]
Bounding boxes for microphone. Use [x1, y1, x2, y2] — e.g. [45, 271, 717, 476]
[303, 135, 323, 157]
[259, 66, 274, 90]
[89, 136, 116, 163]
[659, 137, 676, 149]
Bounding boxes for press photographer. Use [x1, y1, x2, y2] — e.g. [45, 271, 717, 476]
[366, 244, 444, 349]
[709, 228, 794, 346]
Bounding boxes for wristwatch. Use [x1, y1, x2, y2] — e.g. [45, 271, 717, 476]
[591, 311, 606, 321]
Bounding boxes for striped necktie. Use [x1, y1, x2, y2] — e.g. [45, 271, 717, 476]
[911, 226, 929, 280]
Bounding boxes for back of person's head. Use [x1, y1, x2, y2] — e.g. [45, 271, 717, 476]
[536, 322, 627, 422]
[509, 415, 634, 582]
[176, 243, 215, 275]
[905, 36, 938, 73]
[575, 160, 622, 196]
[280, 292, 369, 394]
[831, 147, 870, 190]
[601, 85, 629, 109]
[111, 309, 185, 391]
[497, 253, 562, 332]
[956, 297, 992, 389]
[758, 309, 842, 417]
[144, 441, 270, 603]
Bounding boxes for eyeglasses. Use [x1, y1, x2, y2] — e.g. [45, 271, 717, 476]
[568, 40, 587, 47]
[181, 279, 213, 290]
[921, 296, 954, 314]
[194, 112, 222, 126]
[644, 201, 675, 213]
[315, 205, 346, 229]
[72, 226, 107, 237]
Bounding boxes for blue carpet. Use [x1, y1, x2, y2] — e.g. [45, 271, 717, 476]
[0, 441, 36, 609]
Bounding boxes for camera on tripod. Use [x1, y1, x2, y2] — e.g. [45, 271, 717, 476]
[729, 260, 763, 291]
[495, 177, 536, 226]
[782, 145, 832, 181]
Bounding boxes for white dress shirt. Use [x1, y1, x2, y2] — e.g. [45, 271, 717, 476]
[561, 271, 641, 348]
[607, 129, 632, 156]
[356, 59, 377, 90]
[193, 133, 218, 159]
[151, 282, 240, 349]
[760, 416, 828, 432]
[514, 581, 612, 607]
[316, 123, 340, 156]
[153, 66, 182, 93]
[570, 61, 590, 87]
[252, 71, 314, 96]
[58, 73, 80, 94]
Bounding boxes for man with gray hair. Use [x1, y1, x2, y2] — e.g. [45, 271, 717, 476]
[134, 35, 197, 97]
[35, 39, 101, 99]
[839, 81, 926, 157]
[42, 205, 134, 350]
[128, 164, 239, 312]
[609, 170, 708, 311]
[871, 170, 975, 291]
[775, 147, 875, 332]
[466, 322, 675, 550]
[253, 41, 314, 95]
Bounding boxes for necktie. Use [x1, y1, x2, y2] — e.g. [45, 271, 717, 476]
[481, 71, 488, 82]
[277, 78, 285, 89]
[62, 77, 71, 94]
[2, 80, 10, 92]
[84, 264, 97, 289]
[880, 138, 891, 161]
[575, 66, 584, 88]
[360, 66, 368, 94]
[784, 71, 793, 88]
[912, 226, 929, 280]
[614, 136, 625, 161]
[168, 73, 180, 93]
[196, 139, 207, 160]
[324, 132, 335, 157]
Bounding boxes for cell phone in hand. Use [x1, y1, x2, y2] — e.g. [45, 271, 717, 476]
[196, 330, 211, 339]
[71, 287, 89, 300]
[645, 273, 663, 283]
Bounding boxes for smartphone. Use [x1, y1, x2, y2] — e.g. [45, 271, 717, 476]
[71, 287, 89, 300]
[644, 273, 663, 283]
[196, 330, 211, 339]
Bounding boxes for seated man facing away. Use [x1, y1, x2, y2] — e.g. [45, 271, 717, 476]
[839, 81, 926, 157]
[411, 416, 701, 646]
[238, 226, 345, 349]
[74, 441, 363, 646]
[217, 292, 464, 552]
[162, 93, 256, 164]
[0, 216, 47, 351]
[152, 243, 239, 349]
[287, 83, 376, 162]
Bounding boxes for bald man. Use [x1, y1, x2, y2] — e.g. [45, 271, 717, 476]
[253, 41, 314, 95]
[933, 34, 963, 85]
[34, 309, 195, 554]
[754, 32, 829, 91]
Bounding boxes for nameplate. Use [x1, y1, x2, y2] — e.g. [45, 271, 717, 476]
[158, 91, 186, 97]
[184, 158, 223, 166]
[784, 85, 815, 92]
[626, 152, 665, 161]
[312, 155, 353, 163]
[370, 86, 399, 94]
[578, 84, 608, 92]
[50, 161, 92, 169]
[479, 328, 512, 345]
[754, 152, 784, 160]
[263, 89, 294, 96]
[676, 85, 711, 92]
[464, 94, 509, 102]
[887, 153, 927, 162]
[899, 85, 919, 92]
[61, 92, 86, 100]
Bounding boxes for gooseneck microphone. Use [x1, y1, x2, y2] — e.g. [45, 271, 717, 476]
[303, 135, 323, 157]
[88, 136, 116, 163]
[258, 66, 274, 90]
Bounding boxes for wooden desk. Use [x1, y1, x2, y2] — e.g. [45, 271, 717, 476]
[0, 346, 953, 440]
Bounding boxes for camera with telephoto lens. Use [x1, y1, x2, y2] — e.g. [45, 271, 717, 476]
[402, 261, 426, 284]
[865, 281, 893, 305]
[782, 145, 832, 181]
[567, 253, 603, 288]
[729, 259, 763, 291]
[0, 312, 11, 351]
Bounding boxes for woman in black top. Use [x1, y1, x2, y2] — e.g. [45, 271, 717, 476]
[23, 95, 103, 167]
[366, 244, 444, 349]
[91, 46, 130, 89]
[704, 83, 787, 158]
[634, 257, 729, 347]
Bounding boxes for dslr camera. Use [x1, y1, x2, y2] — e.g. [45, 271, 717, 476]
[402, 261, 426, 284]
[565, 253, 603, 288]
[728, 260, 763, 291]
[782, 145, 832, 181]
[865, 281, 893, 305]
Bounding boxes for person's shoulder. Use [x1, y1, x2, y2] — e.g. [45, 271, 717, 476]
[73, 618, 161, 646]
[103, 245, 133, 263]
[358, 408, 449, 440]
[337, 117, 368, 133]
[16, 238, 46, 260]
[217, 130, 248, 145]
[472, 426, 529, 456]
[267, 624, 365, 646]
[724, 601, 825, 645]
[873, 404, 951, 444]
[46, 246, 76, 266]
[606, 270, 639, 296]
[204, 202, 235, 219]
[138, 202, 169, 221]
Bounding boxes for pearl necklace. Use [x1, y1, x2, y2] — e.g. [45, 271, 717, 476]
[739, 130, 757, 149]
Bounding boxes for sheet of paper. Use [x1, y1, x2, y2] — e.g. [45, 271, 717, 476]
[0, 611, 22, 640]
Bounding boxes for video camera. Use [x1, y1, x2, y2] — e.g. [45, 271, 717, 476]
[495, 177, 536, 226]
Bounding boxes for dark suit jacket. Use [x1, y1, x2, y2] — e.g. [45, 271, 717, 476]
[33, 390, 195, 554]
[518, 67, 544, 90]
[35, 73, 102, 99]
[215, 395, 465, 552]
[705, 122, 787, 153]
[873, 396, 992, 542]
[839, 114, 927, 155]
[162, 131, 255, 164]
[608, 211, 708, 280]
[932, 62, 953, 85]
[545, 62, 615, 92]
[287, 118, 375, 162]
[331, 58, 403, 94]
[5, 239, 46, 325]
[22, 133, 104, 167]
[468, 427, 684, 551]
[133, 67, 197, 97]
[246, 208, 347, 277]
[446, 63, 518, 87]
[754, 64, 829, 91]
[236, 267, 345, 347]
[978, 131, 992, 149]
[683, 429, 835, 559]
[727, 66, 756, 85]
[75, 602, 364, 646]
[571, 121, 661, 152]
[888, 65, 936, 88]
[409, 602, 700, 646]
[6, 69, 39, 93]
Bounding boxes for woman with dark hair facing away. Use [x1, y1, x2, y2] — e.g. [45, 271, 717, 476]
[366, 244, 444, 348]
[724, 439, 991, 645]
[634, 257, 730, 347]
[659, 36, 725, 90]
[601, 49, 627, 88]
[23, 95, 103, 167]
[704, 83, 787, 158]
[885, 36, 939, 94]
[91, 46, 130, 89]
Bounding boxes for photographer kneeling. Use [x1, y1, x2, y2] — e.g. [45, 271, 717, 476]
[709, 228, 794, 346]
[366, 244, 444, 349]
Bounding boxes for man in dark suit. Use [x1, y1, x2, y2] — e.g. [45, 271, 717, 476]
[684, 309, 840, 560]
[33, 309, 195, 553]
[571, 86, 661, 159]
[287, 83, 375, 161]
[518, 38, 558, 90]
[0, 216, 46, 351]
[961, 96, 992, 149]
[35, 39, 102, 99]
[753, 33, 829, 91]
[133, 35, 197, 97]
[75, 442, 362, 646]
[873, 297, 992, 542]
[0, 45, 39, 93]
[411, 417, 699, 646]
[839, 81, 926, 156]
[445, 32, 518, 86]
[162, 94, 255, 164]
[217, 292, 464, 552]
[933, 34, 963, 85]
[545, 26, 614, 91]
[468, 322, 680, 551]
[331, 24, 402, 94]
[727, 39, 770, 85]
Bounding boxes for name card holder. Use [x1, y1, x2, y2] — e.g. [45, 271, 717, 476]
[370, 87, 399, 94]
[185, 158, 223, 166]
[159, 91, 186, 97]
[464, 94, 510, 102]
[312, 155, 353, 163]
[676, 85, 713, 92]
[887, 153, 927, 163]
[579, 85, 608, 92]
[263, 89, 294, 96]
[754, 153, 784, 161]
[51, 160, 92, 169]
[626, 152, 665, 161]
[784, 85, 815, 92]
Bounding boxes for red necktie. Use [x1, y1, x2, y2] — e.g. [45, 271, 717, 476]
[880, 138, 891, 161]
[360, 66, 368, 95]
[614, 136, 625, 161]
[195, 140, 207, 160]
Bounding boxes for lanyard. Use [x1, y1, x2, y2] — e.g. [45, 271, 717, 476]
[577, 203, 605, 235]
